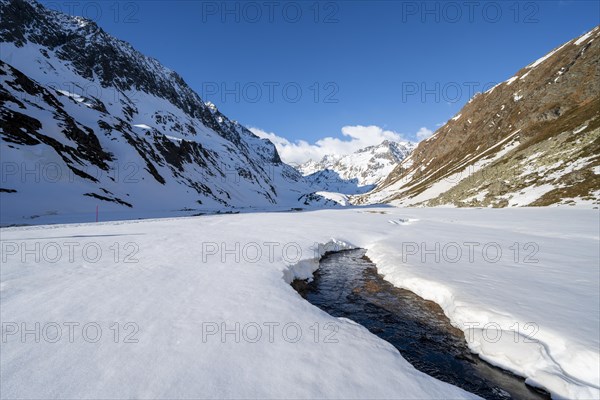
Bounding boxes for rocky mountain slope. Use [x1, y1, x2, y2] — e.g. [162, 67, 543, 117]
[299, 140, 415, 194]
[358, 26, 600, 208]
[0, 0, 333, 225]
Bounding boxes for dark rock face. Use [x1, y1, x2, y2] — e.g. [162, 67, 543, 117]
[1, 61, 112, 180]
[360, 26, 600, 207]
[2, 0, 213, 123]
[0, 0, 274, 150]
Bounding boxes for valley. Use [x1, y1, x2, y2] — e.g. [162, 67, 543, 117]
[1, 1, 598, 399]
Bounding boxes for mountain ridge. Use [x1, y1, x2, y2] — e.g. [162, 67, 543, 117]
[299, 139, 415, 194]
[357, 26, 600, 208]
[0, 0, 334, 225]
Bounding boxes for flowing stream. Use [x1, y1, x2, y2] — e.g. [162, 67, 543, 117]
[291, 249, 550, 400]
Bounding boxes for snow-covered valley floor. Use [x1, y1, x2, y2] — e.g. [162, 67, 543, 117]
[1, 207, 598, 399]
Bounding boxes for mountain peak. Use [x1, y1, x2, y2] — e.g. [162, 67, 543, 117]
[0, 0, 337, 223]
[298, 140, 416, 193]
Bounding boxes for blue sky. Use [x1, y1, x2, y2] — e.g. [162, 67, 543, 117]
[40, 0, 599, 158]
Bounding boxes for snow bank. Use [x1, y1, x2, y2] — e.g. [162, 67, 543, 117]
[282, 238, 356, 282]
[365, 208, 599, 399]
[314, 191, 351, 206]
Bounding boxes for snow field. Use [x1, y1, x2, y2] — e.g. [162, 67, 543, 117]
[1, 207, 598, 399]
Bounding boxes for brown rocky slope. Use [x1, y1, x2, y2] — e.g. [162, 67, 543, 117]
[357, 26, 600, 208]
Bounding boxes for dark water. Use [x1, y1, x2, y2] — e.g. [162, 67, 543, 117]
[292, 249, 550, 400]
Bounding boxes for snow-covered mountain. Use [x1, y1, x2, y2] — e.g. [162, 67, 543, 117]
[358, 26, 600, 208]
[0, 0, 334, 225]
[298, 140, 415, 194]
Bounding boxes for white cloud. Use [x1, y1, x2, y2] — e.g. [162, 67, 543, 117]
[415, 127, 434, 141]
[250, 125, 427, 165]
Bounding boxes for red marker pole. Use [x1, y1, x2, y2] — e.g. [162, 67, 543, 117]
[96, 205, 99, 223]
